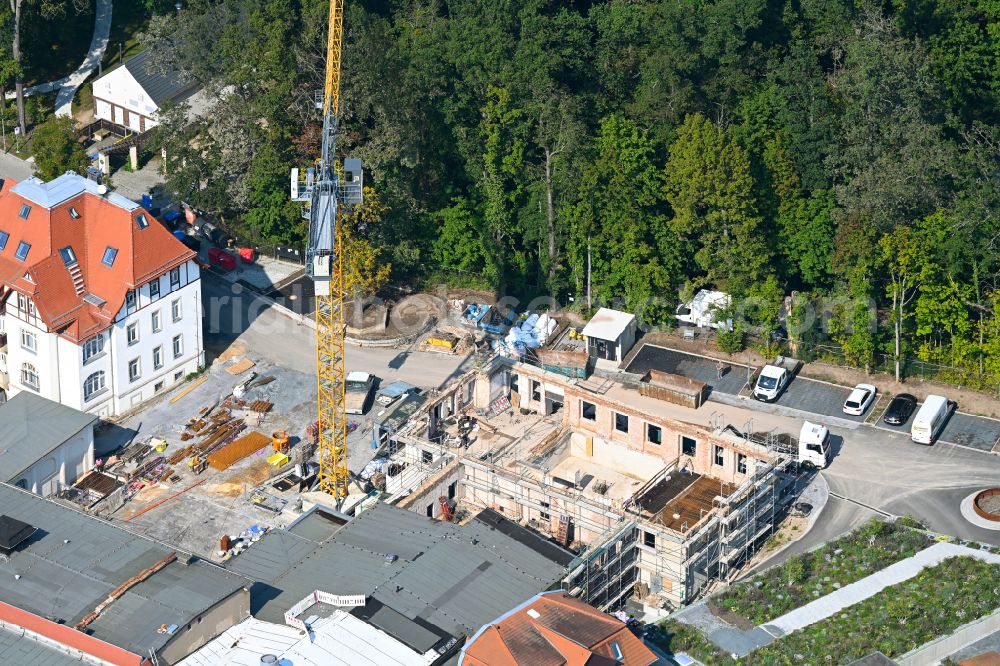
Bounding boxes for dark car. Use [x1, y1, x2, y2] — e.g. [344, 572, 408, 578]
[883, 393, 917, 426]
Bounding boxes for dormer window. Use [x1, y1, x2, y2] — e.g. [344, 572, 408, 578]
[18, 204, 30, 220]
[59, 246, 77, 266]
[14, 241, 30, 261]
[102, 246, 118, 267]
[69, 207, 80, 219]
[135, 213, 149, 229]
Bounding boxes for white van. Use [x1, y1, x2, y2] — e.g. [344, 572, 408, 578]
[911, 395, 954, 444]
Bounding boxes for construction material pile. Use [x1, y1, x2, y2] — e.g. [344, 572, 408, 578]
[496, 312, 558, 356]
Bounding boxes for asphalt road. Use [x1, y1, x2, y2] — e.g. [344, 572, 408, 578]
[201, 271, 474, 390]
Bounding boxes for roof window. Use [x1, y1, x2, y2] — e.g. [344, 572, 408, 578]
[59, 246, 77, 266]
[102, 246, 118, 267]
[69, 206, 80, 219]
[15, 241, 30, 261]
[0, 230, 7, 250]
[18, 204, 30, 220]
[135, 213, 149, 229]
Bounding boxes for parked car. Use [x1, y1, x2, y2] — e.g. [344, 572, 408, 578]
[843, 383, 877, 416]
[883, 393, 917, 426]
[345, 371, 376, 415]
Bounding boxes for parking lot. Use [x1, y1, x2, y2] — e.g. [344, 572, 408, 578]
[625, 344, 1000, 453]
[873, 401, 1000, 452]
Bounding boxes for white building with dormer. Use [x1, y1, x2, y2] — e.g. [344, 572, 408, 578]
[0, 172, 203, 417]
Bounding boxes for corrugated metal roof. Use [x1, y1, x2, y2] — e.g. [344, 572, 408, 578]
[0, 625, 82, 666]
[123, 49, 196, 106]
[231, 503, 570, 643]
[0, 484, 248, 657]
[0, 392, 97, 481]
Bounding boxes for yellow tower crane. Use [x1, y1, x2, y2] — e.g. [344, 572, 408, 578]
[291, 0, 363, 499]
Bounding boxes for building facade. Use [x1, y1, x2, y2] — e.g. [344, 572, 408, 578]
[0, 173, 203, 417]
[91, 50, 198, 132]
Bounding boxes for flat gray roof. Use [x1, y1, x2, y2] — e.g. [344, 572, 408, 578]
[0, 392, 98, 481]
[0, 625, 82, 666]
[226, 503, 571, 647]
[0, 484, 248, 657]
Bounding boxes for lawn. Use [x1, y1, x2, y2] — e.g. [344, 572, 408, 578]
[22, 2, 96, 86]
[714, 518, 930, 625]
[653, 557, 1000, 665]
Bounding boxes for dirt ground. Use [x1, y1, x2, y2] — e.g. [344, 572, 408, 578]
[637, 330, 1000, 418]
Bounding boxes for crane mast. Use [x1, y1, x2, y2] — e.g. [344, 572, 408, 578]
[291, 0, 362, 499]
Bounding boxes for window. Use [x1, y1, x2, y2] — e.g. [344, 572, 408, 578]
[149, 279, 160, 300]
[153, 345, 163, 369]
[14, 241, 30, 261]
[154, 381, 164, 392]
[17, 293, 27, 311]
[59, 246, 77, 265]
[643, 531, 656, 548]
[83, 371, 105, 401]
[581, 400, 596, 421]
[531, 380, 541, 402]
[20, 328, 35, 352]
[0, 230, 8, 250]
[172, 334, 183, 358]
[82, 335, 104, 362]
[647, 423, 662, 445]
[426, 504, 434, 517]
[18, 204, 30, 219]
[125, 289, 136, 311]
[171, 298, 182, 322]
[737, 453, 747, 475]
[614, 412, 629, 433]
[610, 642, 624, 661]
[15, 479, 27, 489]
[681, 436, 697, 457]
[714, 444, 724, 466]
[20, 362, 38, 389]
[102, 246, 118, 267]
[151, 310, 162, 332]
[540, 501, 550, 520]
[170, 267, 180, 288]
[135, 213, 149, 229]
[68, 206, 80, 219]
[126, 322, 139, 345]
[421, 449, 433, 464]
[128, 358, 141, 382]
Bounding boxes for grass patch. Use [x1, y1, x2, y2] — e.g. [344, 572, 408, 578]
[103, 3, 153, 69]
[751, 557, 1000, 664]
[654, 557, 1000, 665]
[716, 519, 930, 625]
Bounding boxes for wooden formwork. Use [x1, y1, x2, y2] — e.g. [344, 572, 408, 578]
[207, 431, 272, 471]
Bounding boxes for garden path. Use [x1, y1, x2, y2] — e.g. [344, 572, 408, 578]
[761, 542, 1000, 637]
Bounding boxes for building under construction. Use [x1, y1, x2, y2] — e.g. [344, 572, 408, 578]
[359, 355, 798, 615]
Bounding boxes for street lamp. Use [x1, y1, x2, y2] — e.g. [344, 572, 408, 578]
[175, 1, 183, 12]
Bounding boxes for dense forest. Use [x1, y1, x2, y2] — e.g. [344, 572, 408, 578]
[143, 0, 1000, 387]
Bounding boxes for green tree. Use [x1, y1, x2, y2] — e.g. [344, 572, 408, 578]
[31, 115, 86, 181]
[878, 226, 924, 382]
[568, 115, 676, 316]
[433, 198, 493, 280]
[665, 113, 769, 294]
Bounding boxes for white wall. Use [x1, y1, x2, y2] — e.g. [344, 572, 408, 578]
[10, 423, 95, 496]
[110, 260, 203, 414]
[92, 65, 160, 128]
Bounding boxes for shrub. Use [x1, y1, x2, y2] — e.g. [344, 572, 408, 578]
[716, 326, 745, 353]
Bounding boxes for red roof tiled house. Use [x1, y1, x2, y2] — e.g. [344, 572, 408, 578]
[459, 591, 658, 666]
[0, 172, 203, 422]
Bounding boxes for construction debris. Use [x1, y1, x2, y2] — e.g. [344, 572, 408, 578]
[169, 374, 209, 404]
[207, 431, 272, 471]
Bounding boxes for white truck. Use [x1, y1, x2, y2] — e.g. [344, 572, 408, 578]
[675, 289, 733, 330]
[797, 421, 832, 468]
[752, 356, 799, 402]
[345, 371, 376, 415]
